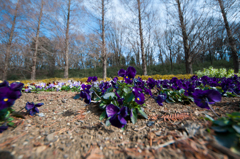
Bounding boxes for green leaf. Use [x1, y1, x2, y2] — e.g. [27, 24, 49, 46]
[105, 119, 111, 126]
[7, 117, 14, 122]
[73, 94, 80, 99]
[121, 125, 126, 131]
[205, 114, 214, 121]
[4, 111, 10, 119]
[130, 109, 137, 124]
[214, 133, 237, 148]
[233, 125, 240, 134]
[186, 96, 194, 102]
[106, 87, 114, 92]
[138, 108, 148, 119]
[211, 126, 229, 133]
[7, 122, 15, 127]
[213, 118, 231, 126]
[102, 92, 115, 100]
[123, 87, 130, 94]
[99, 111, 106, 121]
[125, 93, 135, 103]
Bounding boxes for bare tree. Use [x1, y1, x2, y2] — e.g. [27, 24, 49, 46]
[63, 0, 71, 78]
[217, 0, 239, 73]
[2, 0, 20, 80]
[31, 0, 44, 80]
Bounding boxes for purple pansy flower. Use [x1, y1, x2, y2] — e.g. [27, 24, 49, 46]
[147, 78, 156, 89]
[155, 94, 167, 106]
[0, 81, 24, 111]
[135, 93, 145, 105]
[80, 91, 91, 104]
[25, 102, 44, 116]
[92, 76, 98, 82]
[87, 77, 93, 82]
[192, 89, 221, 109]
[118, 69, 126, 77]
[106, 104, 128, 128]
[125, 66, 136, 79]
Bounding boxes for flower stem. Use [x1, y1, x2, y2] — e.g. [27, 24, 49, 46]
[206, 98, 219, 118]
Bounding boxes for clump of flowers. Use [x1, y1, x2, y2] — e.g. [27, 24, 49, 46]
[75, 66, 167, 129]
[0, 81, 24, 132]
[0, 81, 45, 133]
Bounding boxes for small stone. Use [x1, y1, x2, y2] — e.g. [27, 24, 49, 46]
[23, 142, 28, 146]
[155, 131, 162, 136]
[63, 154, 68, 158]
[38, 113, 45, 117]
[18, 155, 23, 159]
[65, 143, 72, 147]
[74, 122, 80, 125]
[52, 117, 56, 120]
[59, 147, 64, 151]
[67, 123, 70, 126]
[44, 133, 55, 142]
[62, 99, 66, 103]
[147, 121, 155, 127]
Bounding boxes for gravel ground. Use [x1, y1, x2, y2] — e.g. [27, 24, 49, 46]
[0, 92, 239, 159]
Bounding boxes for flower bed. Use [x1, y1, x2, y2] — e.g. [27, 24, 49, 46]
[1, 66, 240, 158]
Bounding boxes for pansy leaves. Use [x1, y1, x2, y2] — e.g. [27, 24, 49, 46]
[125, 92, 135, 103]
[73, 94, 80, 99]
[138, 108, 148, 119]
[130, 108, 138, 124]
[99, 111, 106, 121]
[102, 92, 115, 100]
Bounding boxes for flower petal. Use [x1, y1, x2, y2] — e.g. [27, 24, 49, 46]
[29, 110, 36, 116]
[106, 104, 119, 117]
[25, 102, 35, 111]
[10, 82, 24, 91]
[34, 107, 39, 113]
[118, 69, 126, 77]
[119, 106, 128, 118]
[118, 115, 127, 125]
[194, 98, 210, 109]
[109, 115, 124, 128]
[207, 90, 221, 103]
[126, 66, 136, 78]
[35, 103, 44, 107]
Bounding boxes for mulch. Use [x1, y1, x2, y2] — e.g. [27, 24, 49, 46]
[0, 92, 239, 159]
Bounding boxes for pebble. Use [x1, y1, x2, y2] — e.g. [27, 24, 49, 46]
[38, 113, 45, 117]
[59, 147, 64, 151]
[62, 99, 66, 103]
[67, 123, 70, 126]
[65, 143, 72, 147]
[44, 133, 56, 142]
[63, 154, 68, 158]
[147, 121, 155, 127]
[18, 155, 23, 159]
[74, 122, 80, 125]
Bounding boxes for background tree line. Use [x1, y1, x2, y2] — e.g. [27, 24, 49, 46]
[0, 0, 239, 80]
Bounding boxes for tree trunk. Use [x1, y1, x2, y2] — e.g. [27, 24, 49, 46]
[176, 0, 192, 74]
[102, 0, 107, 80]
[31, 0, 43, 80]
[2, 0, 19, 80]
[137, 0, 147, 75]
[218, 0, 238, 73]
[64, 0, 71, 79]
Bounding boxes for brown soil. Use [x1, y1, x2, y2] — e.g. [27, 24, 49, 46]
[0, 92, 240, 159]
